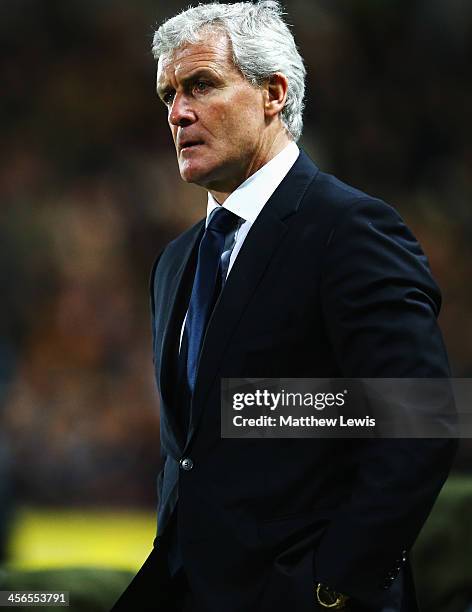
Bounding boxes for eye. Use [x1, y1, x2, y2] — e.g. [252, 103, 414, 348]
[194, 80, 209, 94]
[163, 90, 175, 105]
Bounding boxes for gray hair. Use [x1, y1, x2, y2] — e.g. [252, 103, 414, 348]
[152, 1, 306, 141]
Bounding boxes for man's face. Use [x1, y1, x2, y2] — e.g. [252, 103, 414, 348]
[156, 32, 267, 192]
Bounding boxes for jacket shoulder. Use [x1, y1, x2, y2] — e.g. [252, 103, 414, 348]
[299, 159, 405, 233]
[306, 162, 387, 212]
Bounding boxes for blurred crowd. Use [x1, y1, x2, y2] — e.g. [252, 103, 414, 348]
[0, 0, 471, 526]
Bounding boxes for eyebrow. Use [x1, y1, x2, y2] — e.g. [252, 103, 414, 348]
[157, 68, 217, 101]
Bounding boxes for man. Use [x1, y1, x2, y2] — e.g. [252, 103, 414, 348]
[112, 2, 457, 610]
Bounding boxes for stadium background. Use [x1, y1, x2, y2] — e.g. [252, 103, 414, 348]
[1, 0, 471, 610]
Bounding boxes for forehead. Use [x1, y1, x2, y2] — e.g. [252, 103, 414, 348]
[157, 31, 236, 84]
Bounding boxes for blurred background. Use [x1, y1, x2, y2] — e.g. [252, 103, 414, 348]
[0, 0, 471, 610]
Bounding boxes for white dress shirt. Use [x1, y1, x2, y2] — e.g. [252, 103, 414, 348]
[206, 141, 300, 279]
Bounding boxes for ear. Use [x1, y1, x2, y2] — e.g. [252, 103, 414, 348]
[263, 72, 289, 119]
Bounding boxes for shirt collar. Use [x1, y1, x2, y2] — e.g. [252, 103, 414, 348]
[206, 141, 299, 226]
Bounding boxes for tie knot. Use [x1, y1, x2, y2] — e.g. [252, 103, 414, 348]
[207, 206, 240, 234]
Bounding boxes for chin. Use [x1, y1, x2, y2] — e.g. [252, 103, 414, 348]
[179, 161, 221, 187]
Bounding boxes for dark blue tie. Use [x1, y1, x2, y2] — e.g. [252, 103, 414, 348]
[180, 206, 240, 398]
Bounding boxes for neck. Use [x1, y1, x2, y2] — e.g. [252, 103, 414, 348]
[209, 131, 293, 204]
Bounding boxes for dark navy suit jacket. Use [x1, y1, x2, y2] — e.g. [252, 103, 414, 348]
[112, 151, 457, 612]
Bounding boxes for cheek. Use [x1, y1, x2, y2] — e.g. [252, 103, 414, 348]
[203, 90, 264, 149]
[223, 107, 263, 146]
[235, 96, 264, 132]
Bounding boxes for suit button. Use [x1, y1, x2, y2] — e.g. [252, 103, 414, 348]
[180, 457, 194, 471]
[383, 578, 392, 589]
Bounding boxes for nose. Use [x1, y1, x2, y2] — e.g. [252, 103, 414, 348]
[169, 93, 196, 128]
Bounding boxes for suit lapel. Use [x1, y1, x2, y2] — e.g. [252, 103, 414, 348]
[185, 151, 319, 448]
[157, 221, 204, 456]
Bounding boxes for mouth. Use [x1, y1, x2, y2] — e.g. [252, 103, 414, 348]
[179, 140, 204, 153]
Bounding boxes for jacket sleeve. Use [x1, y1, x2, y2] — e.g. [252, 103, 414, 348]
[149, 250, 166, 538]
[316, 197, 458, 604]
[149, 251, 164, 366]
